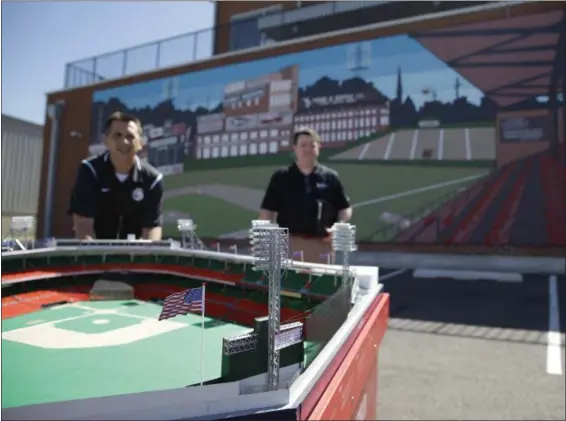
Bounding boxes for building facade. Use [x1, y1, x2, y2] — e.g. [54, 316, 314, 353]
[214, 1, 495, 55]
[1, 114, 44, 236]
[39, 1, 565, 254]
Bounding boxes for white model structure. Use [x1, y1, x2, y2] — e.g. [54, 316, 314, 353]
[177, 218, 206, 250]
[331, 222, 357, 290]
[1, 216, 34, 251]
[1, 220, 382, 420]
[249, 220, 291, 391]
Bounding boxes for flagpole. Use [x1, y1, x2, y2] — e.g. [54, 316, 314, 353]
[200, 282, 206, 386]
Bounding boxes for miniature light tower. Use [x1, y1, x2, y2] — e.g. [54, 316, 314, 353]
[249, 220, 290, 391]
[4, 216, 35, 251]
[330, 223, 357, 290]
[177, 219, 199, 249]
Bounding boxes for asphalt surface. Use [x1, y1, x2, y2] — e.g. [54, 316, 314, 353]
[375, 270, 566, 420]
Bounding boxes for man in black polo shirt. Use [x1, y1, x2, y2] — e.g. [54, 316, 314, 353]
[68, 111, 164, 240]
[259, 127, 352, 263]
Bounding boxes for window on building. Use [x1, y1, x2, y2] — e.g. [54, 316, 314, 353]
[269, 93, 291, 108]
[229, 5, 282, 52]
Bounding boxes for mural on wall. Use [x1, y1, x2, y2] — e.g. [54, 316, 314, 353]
[90, 10, 565, 249]
[90, 27, 498, 166]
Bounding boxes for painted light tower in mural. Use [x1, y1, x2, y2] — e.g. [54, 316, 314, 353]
[347, 42, 371, 138]
[422, 87, 438, 102]
[161, 77, 180, 166]
[422, 78, 461, 103]
[92, 99, 110, 156]
[163, 76, 179, 102]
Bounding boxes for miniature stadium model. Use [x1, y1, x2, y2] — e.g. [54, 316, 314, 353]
[1, 222, 390, 421]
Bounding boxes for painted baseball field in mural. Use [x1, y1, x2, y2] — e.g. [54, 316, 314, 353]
[89, 10, 565, 247]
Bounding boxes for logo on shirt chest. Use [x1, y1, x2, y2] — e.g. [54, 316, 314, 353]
[316, 182, 328, 190]
[132, 187, 144, 202]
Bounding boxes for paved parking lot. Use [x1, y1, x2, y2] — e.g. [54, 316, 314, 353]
[376, 270, 566, 420]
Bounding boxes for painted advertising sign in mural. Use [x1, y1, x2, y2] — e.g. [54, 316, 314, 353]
[90, 10, 565, 250]
[499, 115, 552, 143]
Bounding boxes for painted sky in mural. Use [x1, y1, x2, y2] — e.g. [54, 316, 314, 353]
[93, 34, 484, 110]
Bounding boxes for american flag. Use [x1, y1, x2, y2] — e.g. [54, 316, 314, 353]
[158, 286, 204, 321]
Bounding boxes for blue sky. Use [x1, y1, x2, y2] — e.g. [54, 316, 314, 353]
[95, 33, 484, 111]
[1, 1, 215, 124]
[2, 1, 485, 125]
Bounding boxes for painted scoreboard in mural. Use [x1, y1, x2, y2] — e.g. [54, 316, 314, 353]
[195, 65, 299, 159]
[88, 9, 565, 248]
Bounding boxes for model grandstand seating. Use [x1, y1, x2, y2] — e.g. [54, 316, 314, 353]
[132, 282, 306, 327]
[308, 275, 340, 296]
[284, 271, 312, 292]
[242, 265, 262, 284]
[3, 251, 343, 302]
[89, 279, 134, 301]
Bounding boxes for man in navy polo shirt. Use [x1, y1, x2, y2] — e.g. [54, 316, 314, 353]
[68, 111, 163, 240]
[259, 127, 353, 263]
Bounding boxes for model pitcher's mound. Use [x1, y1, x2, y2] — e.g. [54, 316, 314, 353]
[89, 280, 134, 301]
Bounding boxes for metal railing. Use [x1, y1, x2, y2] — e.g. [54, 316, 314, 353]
[63, 1, 491, 89]
[64, 27, 216, 89]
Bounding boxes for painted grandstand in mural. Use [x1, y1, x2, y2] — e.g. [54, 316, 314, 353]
[327, 9, 565, 248]
[382, 10, 566, 247]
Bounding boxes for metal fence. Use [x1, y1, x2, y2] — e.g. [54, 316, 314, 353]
[63, 1, 494, 89]
[64, 27, 216, 89]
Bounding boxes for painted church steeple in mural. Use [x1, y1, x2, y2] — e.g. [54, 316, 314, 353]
[396, 66, 403, 102]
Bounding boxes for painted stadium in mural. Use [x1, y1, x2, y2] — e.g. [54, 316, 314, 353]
[90, 10, 565, 247]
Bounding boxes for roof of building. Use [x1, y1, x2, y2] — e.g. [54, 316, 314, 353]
[411, 9, 564, 108]
[1, 113, 44, 134]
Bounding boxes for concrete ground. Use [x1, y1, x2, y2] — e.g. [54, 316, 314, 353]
[376, 271, 566, 420]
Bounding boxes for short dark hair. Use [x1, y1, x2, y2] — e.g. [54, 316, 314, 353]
[293, 127, 321, 145]
[105, 111, 142, 136]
